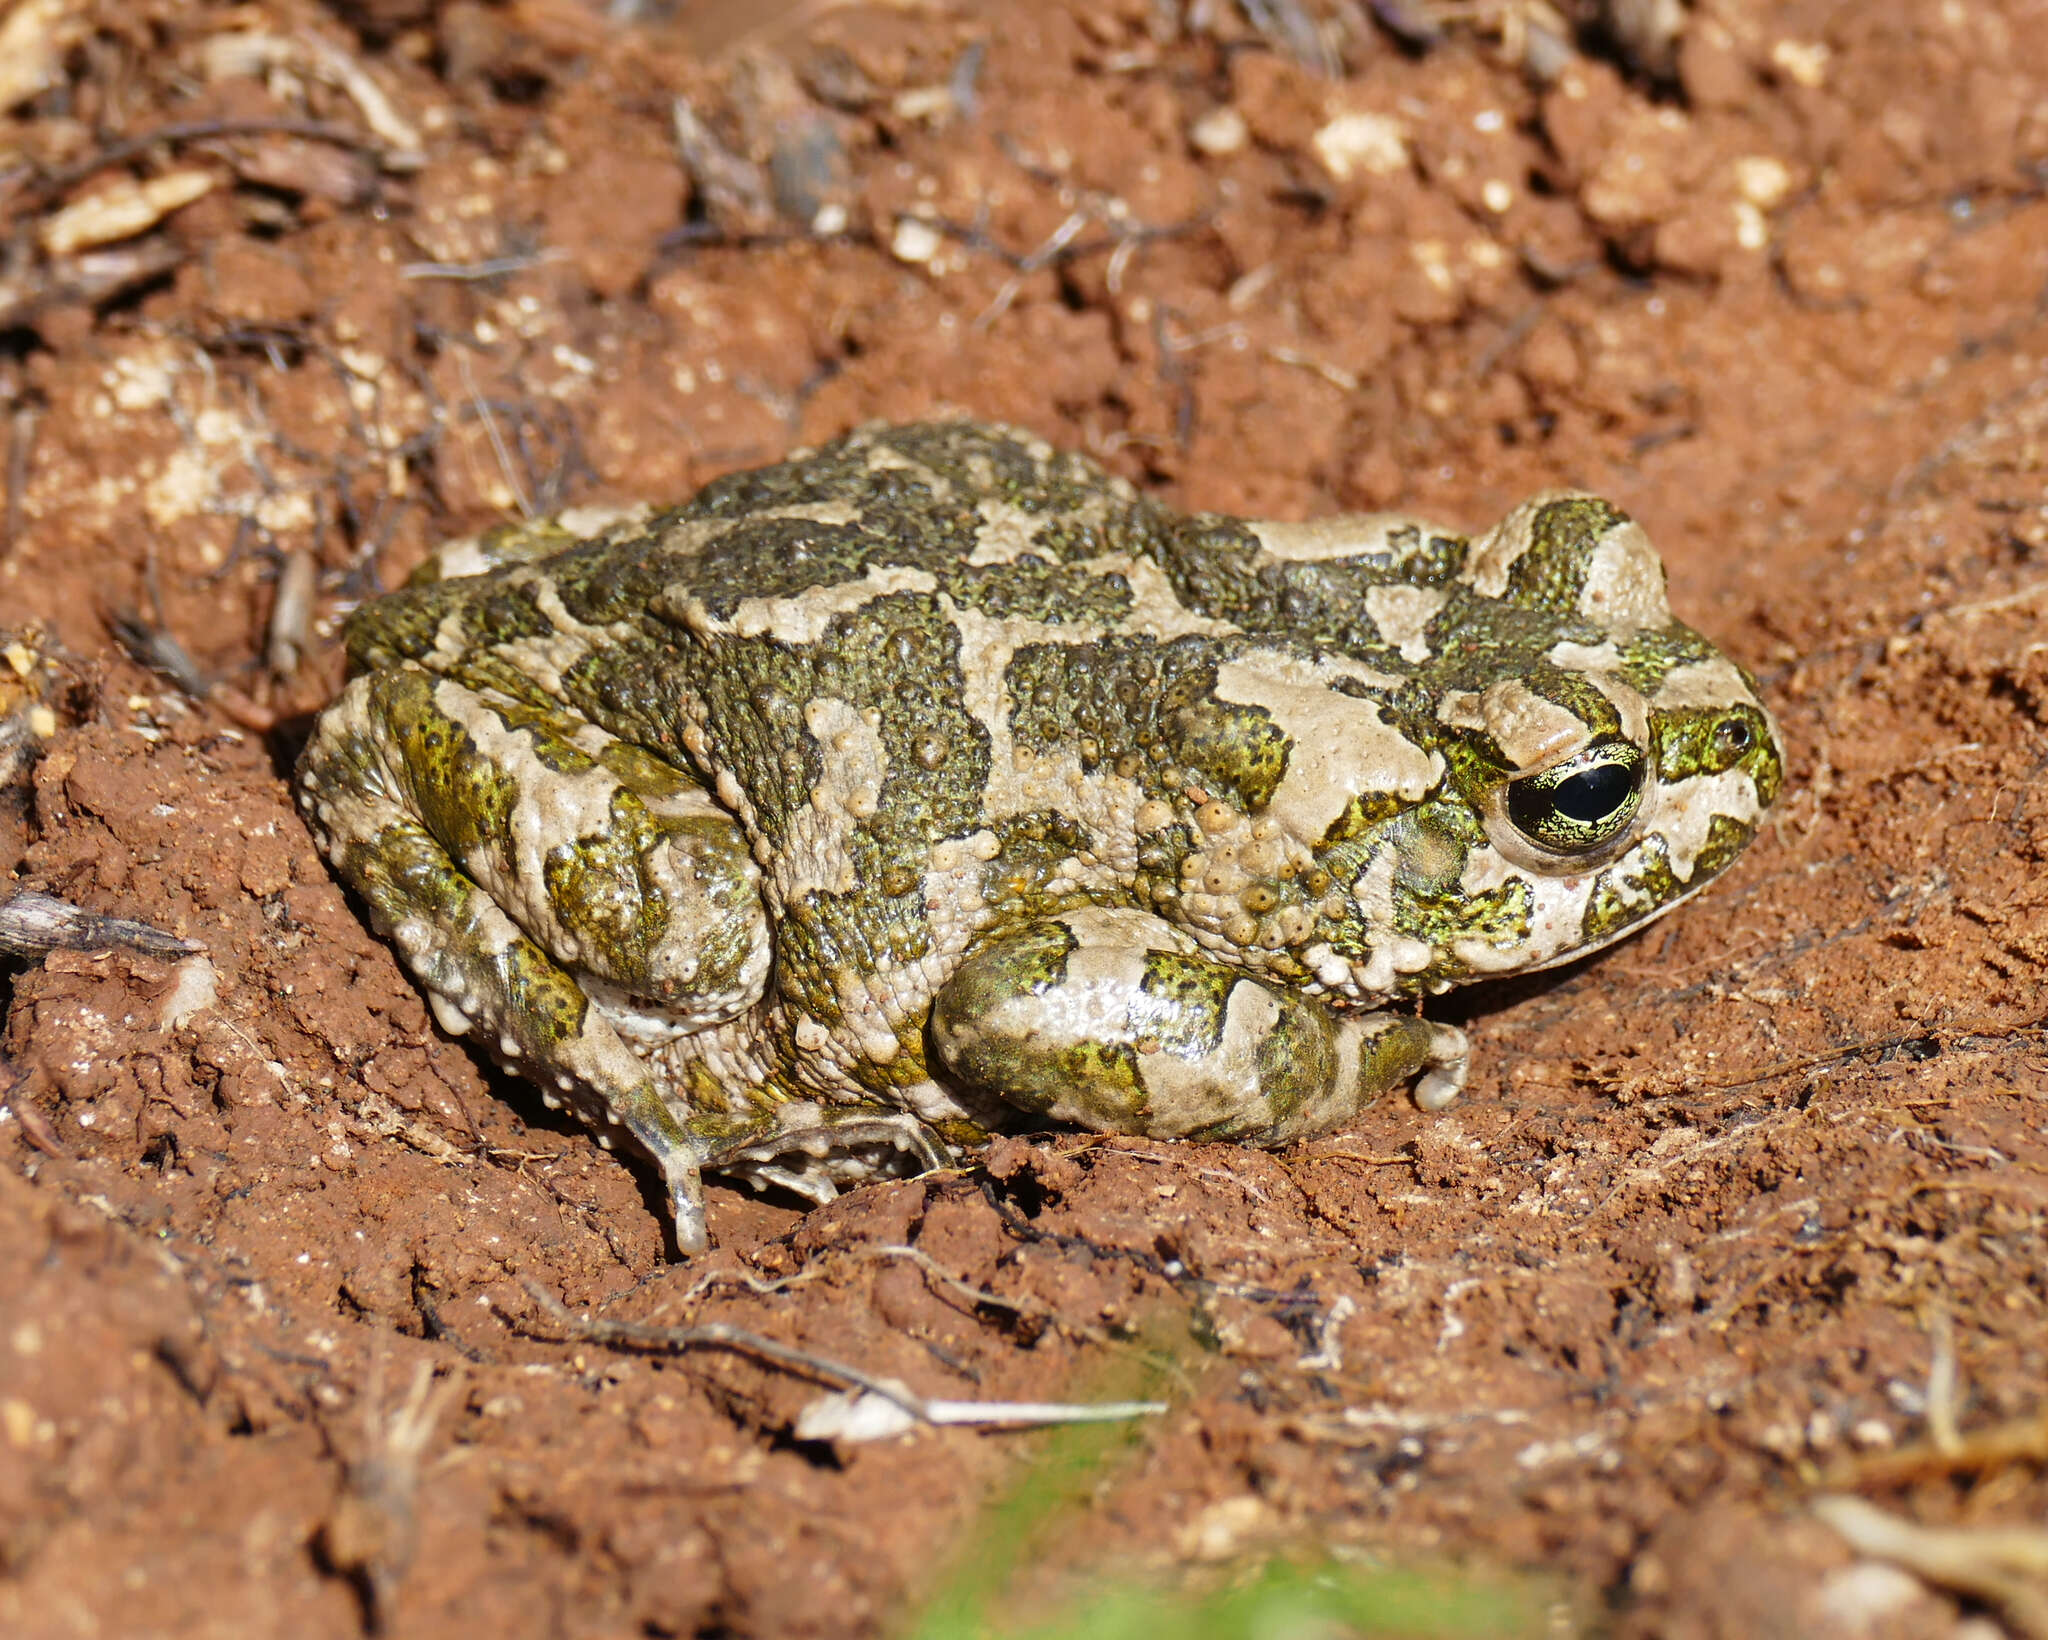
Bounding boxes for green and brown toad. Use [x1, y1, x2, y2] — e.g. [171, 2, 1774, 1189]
[298, 420, 1782, 1252]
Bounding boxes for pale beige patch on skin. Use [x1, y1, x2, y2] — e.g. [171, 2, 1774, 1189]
[1472, 678, 1594, 772]
[722, 563, 943, 643]
[778, 696, 887, 898]
[1576, 522, 1672, 634]
[1546, 638, 1624, 672]
[857, 437, 955, 499]
[944, 600, 1153, 884]
[1452, 842, 1603, 971]
[1247, 513, 1460, 563]
[552, 501, 658, 539]
[1461, 489, 1642, 600]
[1129, 978, 1284, 1133]
[438, 679, 635, 946]
[1652, 654, 1763, 711]
[1363, 583, 1448, 662]
[966, 497, 1051, 565]
[1075, 552, 1239, 641]
[1575, 672, 1654, 744]
[1354, 932, 1437, 993]
[1215, 649, 1443, 843]
[1635, 766, 1766, 879]
[479, 572, 671, 695]
[1460, 492, 1557, 597]
[967, 490, 1128, 566]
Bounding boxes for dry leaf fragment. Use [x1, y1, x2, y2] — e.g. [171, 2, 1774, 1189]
[199, 29, 425, 170]
[39, 170, 216, 256]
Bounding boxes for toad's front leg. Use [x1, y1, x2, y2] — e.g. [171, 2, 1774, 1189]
[928, 907, 1467, 1143]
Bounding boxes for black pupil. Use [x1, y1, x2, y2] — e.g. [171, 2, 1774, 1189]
[1721, 721, 1751, 751]
[1553, 761, 1634, 823]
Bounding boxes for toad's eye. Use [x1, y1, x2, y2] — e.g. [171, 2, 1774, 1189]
[1504, 738, 1646, 854]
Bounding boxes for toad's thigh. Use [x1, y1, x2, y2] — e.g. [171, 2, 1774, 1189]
[303, 663, 768, 1027]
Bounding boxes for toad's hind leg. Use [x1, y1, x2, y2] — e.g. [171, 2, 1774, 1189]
[929, 907, 1467, 1144]
[321, 663, 770, 1028]
[298, 663, 772, 1253]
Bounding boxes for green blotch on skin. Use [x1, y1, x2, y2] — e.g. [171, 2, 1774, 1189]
[498, 937, 592, 1050]
[1424, 711, 1511, 786]
[1002, 638, 1202, 808]
[554, 636, 700, 764]
[982, 810, 1099, 921]
[1612, 626, 1712, 694]
[1246, 990, 1335, 1129]
[1525, 665, 1624, 738]
[1321, 790, 1412, 848]
[468, 581, 556, 646]
[696, 517, 965, 619]
[1389, 805, 1480, 896]
[1691, 811, 1755, 880]
[1135, 951, 1235, 1058]
[542, 789, 670, 987]
[1653, 702, 1782, 804]
[1044, 1037, 1146, 1122]
[1357, 804, 1534, 987]
[368, 671, 520, 864]
[1353, 1015, 1439, 1099]
[1503, 497, 1631, 616]
[1397, 878, 1531, 990]
[1582, 833, 1679, 946]
[343, 581, 472, 671]
[964, 919, 1079, 995]
[544, 532, 691, 627]
[1159, 517, 1468, 654]
[935, 920, 1153, 1121]
[1172, 697, 1289, 810]
[946, 559, 1134, 624]
[598, 737, 702, 799]
[688, 1108, 786, 1146]
[1580, 815, 1755, 949]
[339, 821, 591, 1054]
[478, 696, 603, 775]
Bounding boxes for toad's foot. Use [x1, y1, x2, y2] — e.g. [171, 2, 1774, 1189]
[705, 1112, 952, 1205]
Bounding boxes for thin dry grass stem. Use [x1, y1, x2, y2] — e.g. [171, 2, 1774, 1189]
[1923, 1307, 1963, 1457]
[1824, 1406, 2048, 1489]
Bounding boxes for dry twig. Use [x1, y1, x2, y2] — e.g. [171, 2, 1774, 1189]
[515, 1283, 1165, 1438]
[0, 890, 203, 960]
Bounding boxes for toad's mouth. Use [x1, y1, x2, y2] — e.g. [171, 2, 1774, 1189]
[1506, 870, 1719, 980]
[1304, 847, 1738, 1012]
